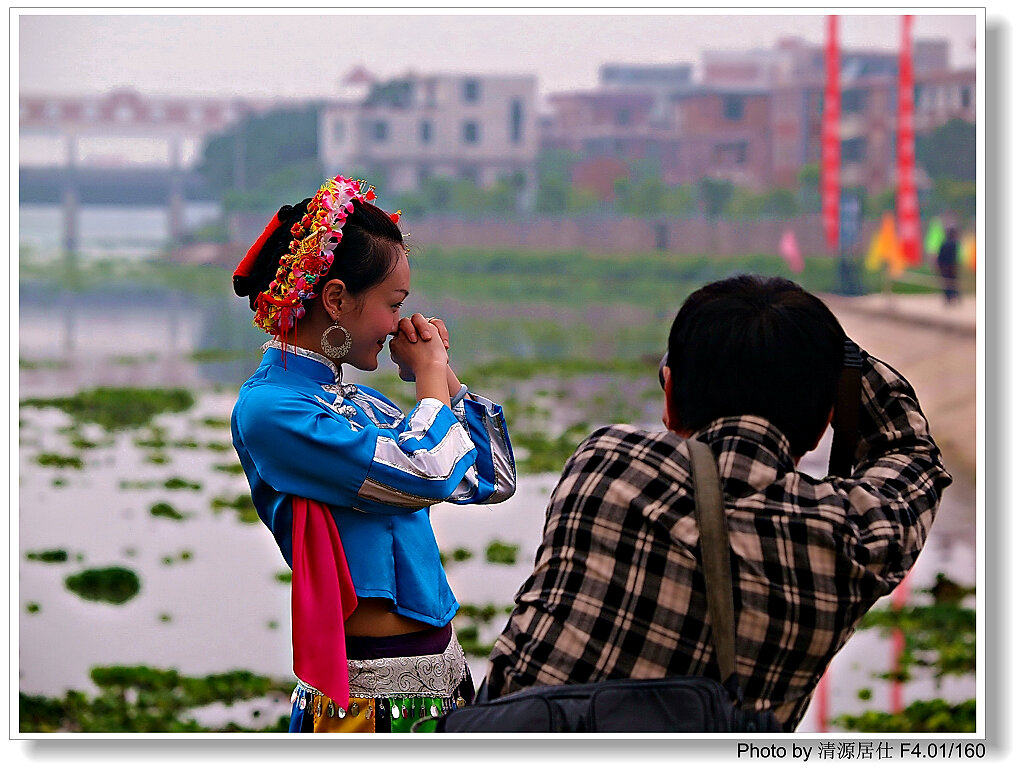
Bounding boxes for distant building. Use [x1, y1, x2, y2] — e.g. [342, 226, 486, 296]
[545, 36, 976, 199]
[668, 87, 773, 189]
[318, 71, 539, 206]
[598, 62, 695, 126]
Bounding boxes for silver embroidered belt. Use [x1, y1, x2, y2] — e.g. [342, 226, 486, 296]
[296, 630, 467, 700]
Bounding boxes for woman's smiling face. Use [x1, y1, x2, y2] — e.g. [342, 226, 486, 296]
[337, 246, 410, 371]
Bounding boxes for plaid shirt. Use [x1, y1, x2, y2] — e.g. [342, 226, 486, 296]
[485, 353, 952, 730]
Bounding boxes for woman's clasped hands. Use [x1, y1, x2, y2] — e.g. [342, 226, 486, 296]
[389, 313, 451, 384]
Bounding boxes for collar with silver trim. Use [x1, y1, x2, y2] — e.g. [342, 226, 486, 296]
[262, 339, 340, 381]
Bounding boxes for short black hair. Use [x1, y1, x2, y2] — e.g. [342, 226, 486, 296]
[666, 274, 846, 457]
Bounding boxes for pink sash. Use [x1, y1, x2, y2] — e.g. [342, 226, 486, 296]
[290, 497, 358, 705]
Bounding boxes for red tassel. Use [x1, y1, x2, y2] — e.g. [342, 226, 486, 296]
[291, 497, 359, 706]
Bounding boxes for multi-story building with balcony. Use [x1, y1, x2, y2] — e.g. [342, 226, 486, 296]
[543, 36, 975, 198]
[318, 71, 539, 202]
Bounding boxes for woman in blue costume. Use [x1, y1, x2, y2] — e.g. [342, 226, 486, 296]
[230, 175, 516, 732]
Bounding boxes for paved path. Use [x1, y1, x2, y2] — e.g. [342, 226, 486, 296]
[822, 292, 977, 545]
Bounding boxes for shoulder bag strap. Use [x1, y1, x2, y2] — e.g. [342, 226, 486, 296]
[685, 438, 739, 696]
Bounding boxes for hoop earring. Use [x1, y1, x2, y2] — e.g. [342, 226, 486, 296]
[321, 322, 352, 359]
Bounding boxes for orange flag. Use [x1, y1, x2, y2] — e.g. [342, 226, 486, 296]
[865, 213, 905, 277]
[779, 228, 804, 273]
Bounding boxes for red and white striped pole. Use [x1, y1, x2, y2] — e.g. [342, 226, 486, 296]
[896, 14, 922, 266]
[821, 14, 841, 253]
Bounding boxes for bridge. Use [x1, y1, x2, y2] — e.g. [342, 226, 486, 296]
[19, 88, 301, 251]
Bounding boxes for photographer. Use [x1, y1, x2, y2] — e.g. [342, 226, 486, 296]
[484, 275, 951, 731]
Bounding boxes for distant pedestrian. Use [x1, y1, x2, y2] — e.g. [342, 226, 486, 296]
[936, 227, 960, 304]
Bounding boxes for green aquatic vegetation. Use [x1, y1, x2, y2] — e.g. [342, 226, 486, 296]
[440, 546, 474, 567]
[64, 566, 141, 605]
[26, 603, 41, 614]
[212, 493, 259, 524]
[834, 574, 976, 733]
[189, 348, 250, 363]
[275, 572, 291, 584]
[68, 433, 110, 450]
[120, 480, 158, 490]
[458, 603, 511, 624]
[484, 540, 520, 566]
[110, 353, 158, 366]
[833, 698, 977, 733]
[198, 416, 231, 429]
[213, 462, 244, 475]
[35, 452, 84, 470]
[20, 387, 195, 432]
[453, 624, 492, 658]
[150, 502, 186, 521]
[19, 665, 295, 733]
[19, 357, 69, 370]
[52, 477, 68, 487]
[159, 614, 172, 623]
[164, 477, 202, 491]
[206, 441, 232, 452]
[145, 453, 170, 465]
[27, 549, 69, 563]
[514, 423, 593, 474]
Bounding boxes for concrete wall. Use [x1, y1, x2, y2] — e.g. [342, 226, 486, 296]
[401, 213, 838, 256]
[226, 211, 843, 258]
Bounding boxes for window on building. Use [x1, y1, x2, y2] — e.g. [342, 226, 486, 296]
[420, 120, 433, 144]
[116, 105, 134, 122]
[723, 95, 745, 121]
[459, 166, 479, 185]
[333, 119, 346, 143]
[510, 99, 523, 143]
[714, 141, 748, 165]
[372, 120, 389, 143]
[615, 107, 631, 126]
[841, 89, 867, 113]
[841, 137, 867, 163]
[463, 79, 480, 103]
[463, 121, 479, 144]
[961, 86, 972, 110]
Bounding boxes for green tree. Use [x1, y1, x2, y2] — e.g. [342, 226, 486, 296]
[797, 163, 821, 213]
[930, 178, 976, 223]
[698, 177, 735, 221]
[615, 176, 668, 217]
[916, 119, 976, 182]
[534, 149, 580, 215]
[197, 105, 323, 197]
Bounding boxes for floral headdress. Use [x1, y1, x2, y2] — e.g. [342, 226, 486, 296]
[234, 174, 401, 338]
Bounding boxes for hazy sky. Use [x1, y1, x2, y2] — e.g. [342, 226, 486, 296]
[17, 10, 980, 100]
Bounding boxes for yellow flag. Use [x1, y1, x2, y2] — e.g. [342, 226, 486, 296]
[962, 232, 977, 271]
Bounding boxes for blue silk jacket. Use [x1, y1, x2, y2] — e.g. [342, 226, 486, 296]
[231, 342, 516, 626]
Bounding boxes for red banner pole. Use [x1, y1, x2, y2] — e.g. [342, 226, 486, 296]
[822, 14, 840, 252]
[896, 14, 921, 265]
